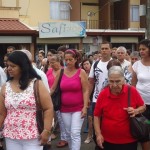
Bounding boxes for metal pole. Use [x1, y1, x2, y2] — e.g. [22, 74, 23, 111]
[146, 0, 150, 39]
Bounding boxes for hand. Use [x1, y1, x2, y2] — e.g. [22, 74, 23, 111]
[96, 134, 104, 149]
[39, 130, 50, 145]
[81, 106, 87, 118]
[124, 107, 137, 117]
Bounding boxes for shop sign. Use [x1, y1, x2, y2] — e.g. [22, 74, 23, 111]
[39, 21, 86, 38]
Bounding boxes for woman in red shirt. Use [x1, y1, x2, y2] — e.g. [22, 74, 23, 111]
[94, 66, 145, 150]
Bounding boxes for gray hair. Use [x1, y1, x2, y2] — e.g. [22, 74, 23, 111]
[130, 51, 140, 59]
[108, 66, 124, 77]
[116, 46, 127, 53]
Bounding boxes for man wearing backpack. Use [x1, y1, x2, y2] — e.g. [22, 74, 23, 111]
[89, 41, 112, 150]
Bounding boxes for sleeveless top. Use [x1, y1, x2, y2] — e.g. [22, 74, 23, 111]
[60, 69, 83, 112]
[46, 68, 55, 88]
[3, 79, 39, 139]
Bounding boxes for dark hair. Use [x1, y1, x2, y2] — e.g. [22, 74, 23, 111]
[139, 39, 150, 56]
[57, 45, 67, 52]
[7, 46, 15, 50]
[107, 59, 121, 70]
[88, 54, 93, 58]
[101, 41, 112, 49]
[80, 58, 92, 70]
[8, 51, 41, 90]
[48, 49, 57, 54]
[64, 49, 80, 69]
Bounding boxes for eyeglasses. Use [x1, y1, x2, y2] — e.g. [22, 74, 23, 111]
[117, 52, 125, 54]
[131, 58, 138, 60]
[108, 80, 122, 85]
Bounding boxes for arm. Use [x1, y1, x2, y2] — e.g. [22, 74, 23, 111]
[50, 69, 61, 96]
[0, 85, 7, 128]
[38, 80, 54, 145]
[94, 116, 104, 149]
[124, 105, 146, 117]
[131, 67, 137, 87]
[80, 69, 89, 118]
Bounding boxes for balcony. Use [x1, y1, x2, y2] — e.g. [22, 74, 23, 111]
[83, 19, 125, 29]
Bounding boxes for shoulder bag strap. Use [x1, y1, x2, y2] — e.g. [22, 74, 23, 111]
[57, 68, 64, 85]
[34, 80, 41, 110]
[128, 85, 131, 107]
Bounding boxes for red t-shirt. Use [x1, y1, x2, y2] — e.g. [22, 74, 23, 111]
[94, 84, 144, 144]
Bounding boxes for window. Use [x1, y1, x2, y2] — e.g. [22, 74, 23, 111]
[130, 5, 140, 22]
[50, 1, 70, 20]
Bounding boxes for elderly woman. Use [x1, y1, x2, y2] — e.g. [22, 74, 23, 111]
[94, 66, 145, 150]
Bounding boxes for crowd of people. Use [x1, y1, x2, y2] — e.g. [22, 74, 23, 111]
[0, 39, 149, 150]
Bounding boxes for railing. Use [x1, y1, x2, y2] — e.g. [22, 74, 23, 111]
[83, 19, 124, 29]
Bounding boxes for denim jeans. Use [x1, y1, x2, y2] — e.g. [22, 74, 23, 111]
[5, 138, 43, 150]
[61, 111, 84, 150]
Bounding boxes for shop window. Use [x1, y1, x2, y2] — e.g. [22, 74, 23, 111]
[130, 5, 140, 22]
[50, 1, 70, 20]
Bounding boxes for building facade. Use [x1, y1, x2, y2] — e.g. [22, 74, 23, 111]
[0, 0, 146, 55]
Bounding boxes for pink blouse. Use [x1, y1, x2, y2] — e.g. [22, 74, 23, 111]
[46, 68, 55, 88]
[3, 79, 39, 139]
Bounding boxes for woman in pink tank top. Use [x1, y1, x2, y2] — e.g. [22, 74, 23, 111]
[51, 49, 89, 150]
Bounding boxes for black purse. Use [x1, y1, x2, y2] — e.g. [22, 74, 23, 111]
[34, 80, 44, 134]
[128, 86, 150, 140]
[51, 69, 64, 111]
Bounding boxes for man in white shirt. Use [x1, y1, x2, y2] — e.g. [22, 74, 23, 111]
[89, 41, 112, 104]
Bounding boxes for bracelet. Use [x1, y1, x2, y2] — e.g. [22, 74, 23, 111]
[43, 129, 51, 134]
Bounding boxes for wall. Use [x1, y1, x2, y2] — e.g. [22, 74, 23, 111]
[0, 9, 19, 18]
[19, 0, 50, 27]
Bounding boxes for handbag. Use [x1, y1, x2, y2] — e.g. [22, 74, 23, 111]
[51, 69, 64, 111]
[34, 79, 44, 134]
[128, 86, 150, 140]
